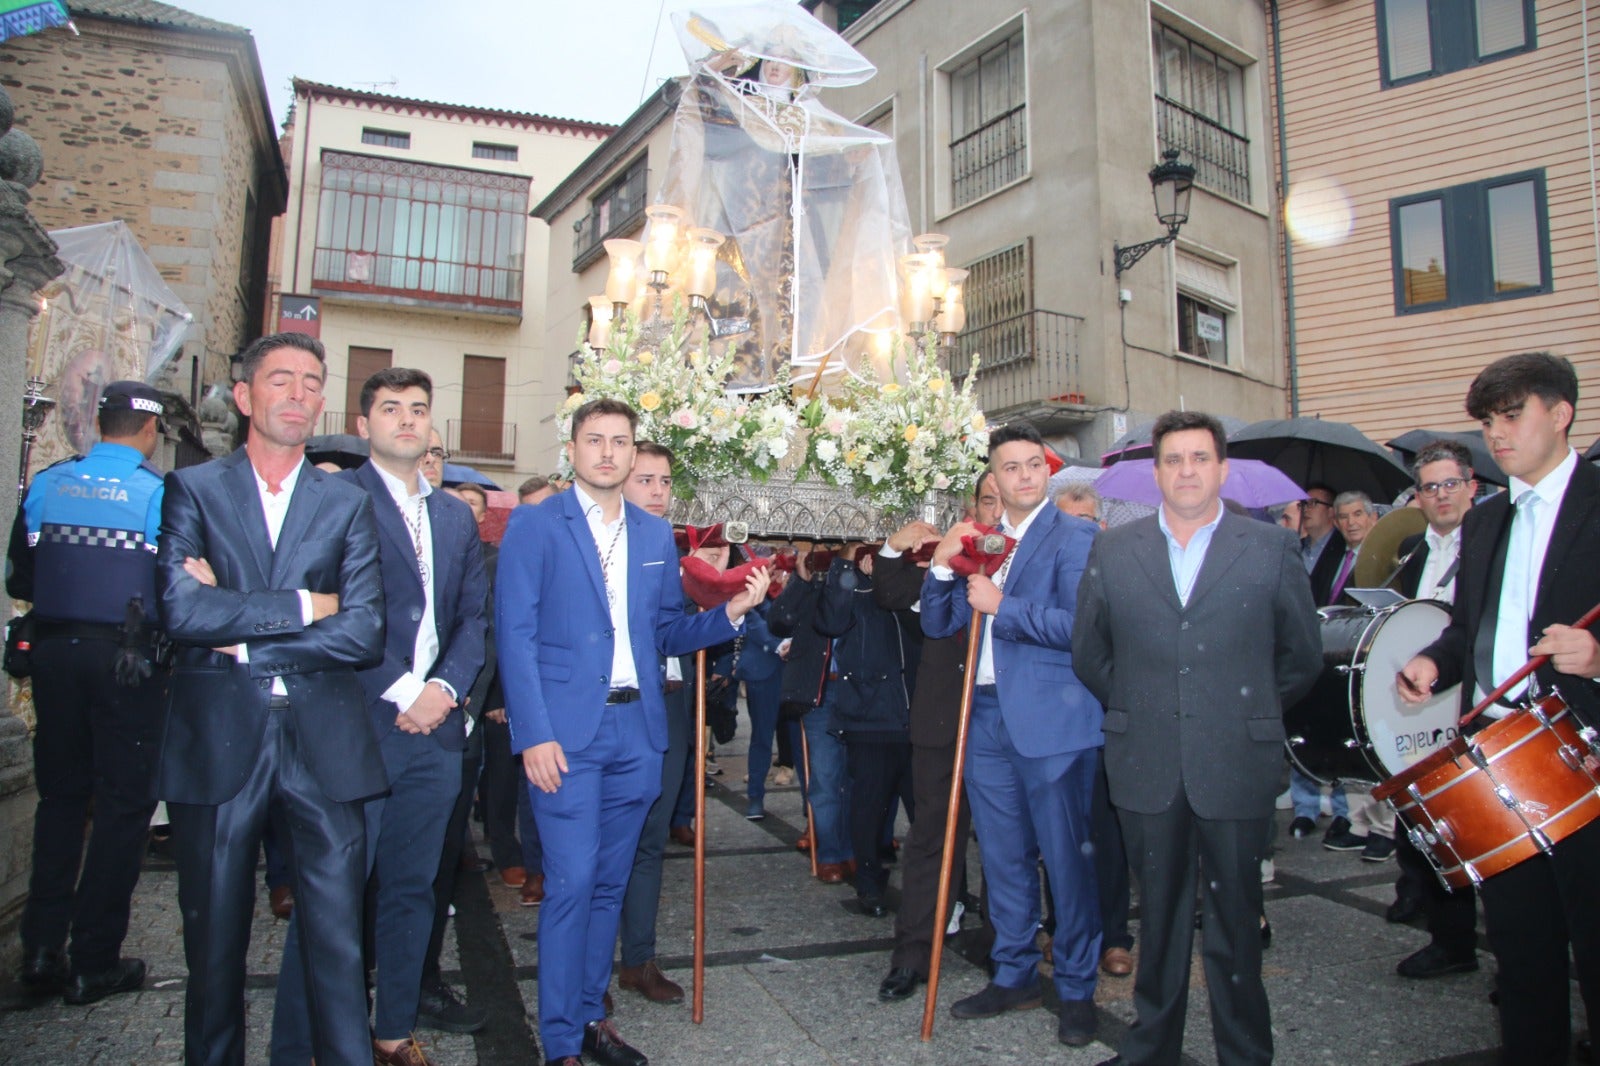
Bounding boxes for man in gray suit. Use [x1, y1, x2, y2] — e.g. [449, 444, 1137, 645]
[1074, 410, 1321, 1066]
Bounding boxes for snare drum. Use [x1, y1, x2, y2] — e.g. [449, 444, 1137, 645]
[1284, 600, 1461, 784]
[1373, 694, 1600, 888]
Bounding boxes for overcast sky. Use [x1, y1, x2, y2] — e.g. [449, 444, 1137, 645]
[172, 0, 800, 130]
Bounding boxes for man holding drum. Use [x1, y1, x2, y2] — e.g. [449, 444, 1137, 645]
[1399, 352, 1600, 1066]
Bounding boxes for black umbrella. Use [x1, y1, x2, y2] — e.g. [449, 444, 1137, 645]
[1101, 414, 1248, 465]
[305, 433, 369, 469]
[1228, 417, 1413, 502]
[1387, 429, 1506, 487]
[1586, 437, 1600, 463]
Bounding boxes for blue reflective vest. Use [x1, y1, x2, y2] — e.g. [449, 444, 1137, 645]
[22, 442, 164, 624]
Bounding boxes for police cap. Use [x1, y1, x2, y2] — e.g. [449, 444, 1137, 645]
[98, 381, 164, 417]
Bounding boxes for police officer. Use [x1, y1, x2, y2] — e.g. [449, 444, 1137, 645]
[6, 380, 168, 1005]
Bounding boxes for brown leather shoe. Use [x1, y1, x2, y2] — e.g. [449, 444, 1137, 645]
[269, 885, 294, 921]
[816, 861, 849, 884]
[1100, 946, 1133, 977]
[500, 865, 527, 888]
[795, 828, 813, 852]
[372, 1035, 437, 1066]
[520, 874, 545, 907]
[618, 959, 684, 1003]
[669, 825, 696, 847]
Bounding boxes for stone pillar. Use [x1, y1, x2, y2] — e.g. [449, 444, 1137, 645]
[0, 83, 66, 966]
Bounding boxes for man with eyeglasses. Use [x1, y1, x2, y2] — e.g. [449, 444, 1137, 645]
[1387, 439, 1481, 979]
[420, 435, 448, 490]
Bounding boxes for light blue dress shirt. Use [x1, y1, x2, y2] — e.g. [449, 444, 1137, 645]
[1158, 502, 1226, 607]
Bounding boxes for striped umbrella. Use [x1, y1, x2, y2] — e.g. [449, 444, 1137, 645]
[0, 0, 70, 43]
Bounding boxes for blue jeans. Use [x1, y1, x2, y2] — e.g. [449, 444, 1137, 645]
[742, 672, 783, 807]
[1290, 765, 1347, 821]
[799, 688, 851, 865]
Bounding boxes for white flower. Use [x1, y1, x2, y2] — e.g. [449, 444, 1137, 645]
[864, 457, 891, 484]
[823, 415, 847, 436]
[815, 439, 839, 462]
[934, 473, 952, 490]
[601, 359, 623, 376]
[671, 407, 699, 430]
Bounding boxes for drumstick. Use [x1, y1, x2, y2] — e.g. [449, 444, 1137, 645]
[1458, 600, 1600, 729]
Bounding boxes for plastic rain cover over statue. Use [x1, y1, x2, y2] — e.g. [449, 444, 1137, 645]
[661, 1, 911, 393]
[31, 220, 192, 453]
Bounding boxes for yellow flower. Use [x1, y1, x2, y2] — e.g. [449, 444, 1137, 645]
[903, 424, 919, 443]
[845, 449, 860, 467]
[880, 383, 902, 398]
[639, 391, 662, 412]
[563, 392, 585, 409]
[971, 413, 987, 432]
[637, 350, 655, 366]
[712, 406, 729, 421]
[927, 378, 946, 393]
[689, 349, 705, 367]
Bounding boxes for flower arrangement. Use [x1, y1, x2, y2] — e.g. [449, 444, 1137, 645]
[798, 333, 989, 514]
[563, 308, 989, 516]
[561, 300, 793, 494]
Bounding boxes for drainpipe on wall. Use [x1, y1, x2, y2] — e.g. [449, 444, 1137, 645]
[1270, 0, 1299, 417]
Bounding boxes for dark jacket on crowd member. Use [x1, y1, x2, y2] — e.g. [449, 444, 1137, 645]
[812, 557, 911, 740]
[873, 551, 966, 748]
[770, 571, 831, 711]
[1307, 528, 1349, 608]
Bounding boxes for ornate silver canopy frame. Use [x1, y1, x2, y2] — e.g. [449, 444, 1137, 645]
[669, 471, 964, 541]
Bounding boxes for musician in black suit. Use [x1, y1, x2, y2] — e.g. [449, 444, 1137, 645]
[1386, 440, 1482, 977]
[156, 332, 387, 1066]
[1303, 483, 1346, 608]
[1400, 352, 1600, 1066]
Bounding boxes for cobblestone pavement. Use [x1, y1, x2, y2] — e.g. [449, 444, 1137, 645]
[0, 733, 1581, 1065]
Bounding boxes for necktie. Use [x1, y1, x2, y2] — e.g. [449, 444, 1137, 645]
[1490, 490, 1541, 702]
[1330, 549, 1356, 602]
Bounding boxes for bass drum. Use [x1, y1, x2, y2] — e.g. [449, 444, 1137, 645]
[1284, 600, 1461, 784]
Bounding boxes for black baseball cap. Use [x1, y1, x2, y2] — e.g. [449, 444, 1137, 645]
[98, 381, 164, 416]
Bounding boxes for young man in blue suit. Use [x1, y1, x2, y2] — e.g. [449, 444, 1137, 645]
[921, 422, 1105, 1047]
[497, 398, 770, 1066]
[271, 368, 488, 1066]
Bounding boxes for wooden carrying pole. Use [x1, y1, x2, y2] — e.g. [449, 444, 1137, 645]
[693, 647, 708, 1024]
[920, 619, 985, 1041]
[798, 716, 819, 878]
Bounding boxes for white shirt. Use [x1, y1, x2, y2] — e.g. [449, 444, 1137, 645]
[1158, 502, 1225, 607]
[574, 483, 638, 690]
[372, 463, 451, 716]
[237, 461, 314, 697]
[931, 498, 1050, 686]
[1416, 525, 1462, 605]
[1481, 447, 1579, 709]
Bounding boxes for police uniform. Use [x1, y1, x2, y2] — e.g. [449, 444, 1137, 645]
[5, 381, 167, 1001]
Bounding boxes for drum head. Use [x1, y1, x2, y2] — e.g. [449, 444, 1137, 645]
[1354, 600, 1461, 777]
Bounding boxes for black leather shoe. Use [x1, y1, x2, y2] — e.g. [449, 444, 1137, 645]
[63, 958, 145, 1005]
[416, 979, 487, 1033]
[582, 1019, 647, 1066]
[1260, 918, 1273, 949]
[1397, 943, 1478, 979]
[19, 947, 67, 994]
[949, 979, 1043, 1019]
[878, 966, 923, 1001]
[858, 896, 888, 918]
[1058, 998, 1098, 1046]
[1386, 894, 1424, 923]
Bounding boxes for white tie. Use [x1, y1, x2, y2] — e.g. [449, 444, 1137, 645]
[1491, 491, 1540, 701]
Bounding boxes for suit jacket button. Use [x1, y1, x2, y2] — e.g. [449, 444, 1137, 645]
[404, 656, 413, 666]
[1180, 621, 1191, 630]
[410, 608, 423, 622]
[1179, 666, 1191, 675]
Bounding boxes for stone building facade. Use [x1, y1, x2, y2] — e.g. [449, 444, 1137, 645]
[0, 0, 286, 397]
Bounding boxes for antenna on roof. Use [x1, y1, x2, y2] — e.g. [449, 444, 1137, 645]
[351, 78, 399, 91]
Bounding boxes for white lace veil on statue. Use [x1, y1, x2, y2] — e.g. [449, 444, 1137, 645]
[660, 1, 912, 393]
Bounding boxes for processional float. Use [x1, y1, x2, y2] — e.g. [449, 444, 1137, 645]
[558, 0, 992, 1031]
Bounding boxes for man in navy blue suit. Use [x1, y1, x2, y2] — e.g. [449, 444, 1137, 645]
[921, 422, 1105, 1048]
[497, 398, 770, 1066]
[272, 368, 488, 1066]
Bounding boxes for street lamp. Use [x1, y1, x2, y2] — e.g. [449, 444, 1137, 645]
[1112, 148, 1196, 277]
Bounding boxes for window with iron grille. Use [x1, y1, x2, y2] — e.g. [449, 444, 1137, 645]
[948, 29, 1027, 209]
[572, 155, 649, 270]
[958, 239, 1033, 369]
[1174, 250, 1236, 364]
[1152, 24, 1249, 203]
[472, 141, 518, 162]
[312, 150, 530, 309]
[360, 127, 410, 150]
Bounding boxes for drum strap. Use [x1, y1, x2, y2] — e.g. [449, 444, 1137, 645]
[1432, 557, 1461, 596]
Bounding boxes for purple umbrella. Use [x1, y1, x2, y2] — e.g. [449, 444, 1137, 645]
[1095, 458, 1305, 509]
